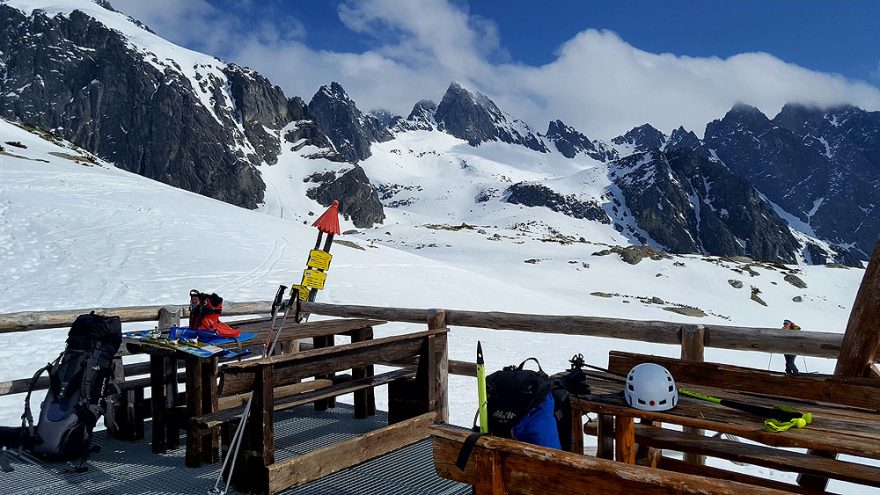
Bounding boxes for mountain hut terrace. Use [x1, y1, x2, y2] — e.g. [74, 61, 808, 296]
[0, 243, 878, 494]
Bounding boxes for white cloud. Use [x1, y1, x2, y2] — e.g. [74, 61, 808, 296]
[112, 0, 880, 140]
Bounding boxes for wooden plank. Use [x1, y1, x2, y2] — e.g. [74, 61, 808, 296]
[195, 368, 416, 429]
[233, 317, 386, 339]
[217, 379, 332, 410]
[680, 325, 707, 466]
[572, 393, 880, 459]
[608, 351, 880, 411]
[635, 425, 880, 487]
[220, 327, 447, 396]
[300, 301, 844, 357]
[658, 457, 837, 495]
[432, 426, 792, 495]
[266, 412, 436, 494]
[615, 415, 636, 463]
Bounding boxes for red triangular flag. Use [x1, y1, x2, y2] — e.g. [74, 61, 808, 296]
[312, 200, 341, 234]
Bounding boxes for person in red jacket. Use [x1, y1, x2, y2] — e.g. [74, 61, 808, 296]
[782, 319, 801, 375]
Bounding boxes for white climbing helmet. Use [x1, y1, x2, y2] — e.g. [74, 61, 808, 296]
[624, 363, 678, 411]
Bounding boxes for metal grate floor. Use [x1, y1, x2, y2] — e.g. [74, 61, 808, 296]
[0, 404, 470, 495]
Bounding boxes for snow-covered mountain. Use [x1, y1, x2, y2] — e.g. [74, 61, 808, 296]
[0, 0, 876, 267]
[703, 103, 880, 259]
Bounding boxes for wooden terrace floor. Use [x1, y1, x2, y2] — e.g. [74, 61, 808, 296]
[0, 404, 470, 495]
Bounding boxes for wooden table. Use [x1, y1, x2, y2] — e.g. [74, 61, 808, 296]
[123, 317, 385, 467]
[571, 374, 880, 491]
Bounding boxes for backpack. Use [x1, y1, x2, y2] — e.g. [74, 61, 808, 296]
[486, 358, 561, 449]
[188, 290, 240, 338]
[485, 356, 591, 451]
[19, 312, 122, 461]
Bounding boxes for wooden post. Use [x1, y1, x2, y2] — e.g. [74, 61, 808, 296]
[185, 358, 205, 467]
[596, 414, 614, 459]
[615, 415, 636, 463]
[570, 401, 584, 455]
[233, 364, 274, 494]
[313, 334, 336, 411]
[473, 448, 505, 495]
[833, 241, 880, 378]
[799, 241, 880, 490]
[427, 309, 449, 423]
[163, 356, 180, 449]
[352, 326, 376, 419]
[202, 357, 219, 464]
[158, 305, 181, 331]
[185, 356, 219, 466]
[680, 325, 706, 466]
[149, 354, 168, 453]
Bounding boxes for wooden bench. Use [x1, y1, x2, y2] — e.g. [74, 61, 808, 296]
[572, 351, 880, 493]
[192, 320, 449, 495]
[117, 317, 385, 464]
[431, 425, 793, 495]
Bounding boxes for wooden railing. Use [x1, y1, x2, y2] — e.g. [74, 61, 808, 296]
[0, 301, 845, 356]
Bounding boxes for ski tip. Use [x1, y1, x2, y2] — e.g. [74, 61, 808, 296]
[477, 341, 483, 364]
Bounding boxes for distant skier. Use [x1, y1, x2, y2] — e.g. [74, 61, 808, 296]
[782, 319, 801, 374]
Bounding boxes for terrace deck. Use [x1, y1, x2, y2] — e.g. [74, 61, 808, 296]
[0, 404, 469, 495]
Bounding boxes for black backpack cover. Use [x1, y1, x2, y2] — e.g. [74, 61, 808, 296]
[13, 312, 122, 460]
[485, 358, 553, 438]
[485, 356, 590, 451]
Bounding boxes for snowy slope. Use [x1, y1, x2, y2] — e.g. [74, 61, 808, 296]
[0, 106, 874, 493]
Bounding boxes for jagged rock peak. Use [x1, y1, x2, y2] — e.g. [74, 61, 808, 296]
[317, 81, 350, 101]
[308, 81, 392, 163]
[611, 123, 666, 155]
[545, 120, 595, 158]
[723, 102, 772, 126]
[369, 109, 400, 128]
[434, 81, 548, 152]
[664, 126, 701, 152]
[93, 0, 117, 12]
[397, 99, 437, 131]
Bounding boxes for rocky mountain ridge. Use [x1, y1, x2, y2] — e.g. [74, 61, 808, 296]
[0, 0, 876, 264]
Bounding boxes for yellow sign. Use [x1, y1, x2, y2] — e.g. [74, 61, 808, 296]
[290, 285, 310, 301]
[307, 250, 333, 271]
[301, 270, 327, 290]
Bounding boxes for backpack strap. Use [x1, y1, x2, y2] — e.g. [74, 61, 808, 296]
[78, 352, 102, 423]
[455, 431, 486, 471]
[21, 354, 62, 436]
[517, 357, 545, 374]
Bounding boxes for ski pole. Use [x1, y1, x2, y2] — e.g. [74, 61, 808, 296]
[476, 342, 488, 434]
[678, 388, 812, 432]
[261, 285, 287, 356]
[767, 353, 774, 370]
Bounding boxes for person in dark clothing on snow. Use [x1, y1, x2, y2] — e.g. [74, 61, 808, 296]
[782, 319, 801, 374]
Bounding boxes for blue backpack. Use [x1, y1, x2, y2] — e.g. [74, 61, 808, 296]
[486, 358, 561, 449]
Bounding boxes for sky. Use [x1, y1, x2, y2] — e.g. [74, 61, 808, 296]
[112, 0, 880, 139]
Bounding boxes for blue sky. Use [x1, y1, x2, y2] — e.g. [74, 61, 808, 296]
[116, 0, 880, 139]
